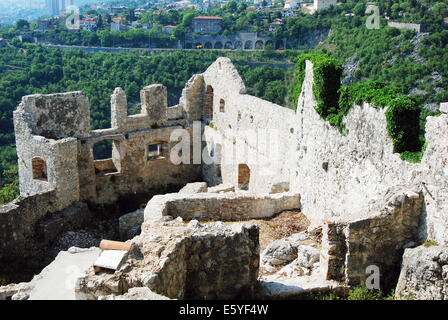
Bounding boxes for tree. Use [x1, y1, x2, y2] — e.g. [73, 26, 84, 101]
[15, 19, 29, 30]
[353, 2, 366, 16]
[432, 3, 448, 19]
[182, 11, 196, 27]
[237, 1, 248, 13]
[225, 0, 238, 13]
[97, 15, 103, 29]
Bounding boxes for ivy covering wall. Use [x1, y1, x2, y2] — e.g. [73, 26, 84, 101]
[292, 53, 433, 163]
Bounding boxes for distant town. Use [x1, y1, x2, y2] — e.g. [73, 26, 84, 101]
[0, 0, 343, 50]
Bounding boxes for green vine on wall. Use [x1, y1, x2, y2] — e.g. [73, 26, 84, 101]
[292, 53, 343, 117]
[291, 53, 437, 163]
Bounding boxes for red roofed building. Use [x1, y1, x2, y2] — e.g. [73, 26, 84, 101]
[0, 38, 8, 47]
[162, 25, 177, 34]
[80, 18, 97, 32]
[269, 20, 284, 32]
[38, 18, 54, 31]
[193, 16, 222, 33]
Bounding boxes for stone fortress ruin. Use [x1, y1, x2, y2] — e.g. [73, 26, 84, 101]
[0, 57, 447, 300]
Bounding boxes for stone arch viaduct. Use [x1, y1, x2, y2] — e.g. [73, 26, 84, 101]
[185, 32, 286, 50]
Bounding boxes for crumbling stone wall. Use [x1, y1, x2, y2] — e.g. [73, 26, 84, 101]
[143, 191, 300, 222]
[2, 56, 448, 293]
[1, 76, 206, 262]
[13, 82, 204, 208]
[201, 58, 298, 194]
[294, 60, 448, 247]
[75, 219, 260, 300]
[320, 189, 423, 288]
[0, 191, 90, 261]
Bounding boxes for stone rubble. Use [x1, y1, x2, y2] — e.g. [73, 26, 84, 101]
[75, 217, 260, 300]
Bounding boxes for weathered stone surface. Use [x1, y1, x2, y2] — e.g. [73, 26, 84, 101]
[119, 209, 144, 240]
[76, 218, 259, 300]
[140, 84, 167, 121]
[260, 274, 346, 299]
[3, 73, 204, 261]
[203, 58, 448, 250]
[144, 191, 300, 222]
[3, 56, 448, 296]
[286, 232, 309, 247]
[420, 113, 448, 245]
[187, 219, 202, 229]
[37, 202, 92, 244]
[395, 245, 448, 300]
[179, 182, 208, 194]
[179, 74, 204, 121]
[261, 239, 297, 267]
[0, 282, 32, 300]
[320, 189, 423, 287]
[270, 182, 290, 194]
[296, 245, 320, 269]
[207, 183, 235, 193]
[440, 102, 448, 113]
[0, 247, 99, 300]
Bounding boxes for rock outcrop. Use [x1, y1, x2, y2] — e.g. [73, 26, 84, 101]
[395, 245, 448, 300]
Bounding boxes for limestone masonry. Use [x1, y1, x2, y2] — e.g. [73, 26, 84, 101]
[0, 57, 447, 299]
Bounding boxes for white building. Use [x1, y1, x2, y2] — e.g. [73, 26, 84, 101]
[80, 18, 97, 32]
[313, 0, 337, 11]
[284, 0, 301, 9]
[46, 0, 75, 17]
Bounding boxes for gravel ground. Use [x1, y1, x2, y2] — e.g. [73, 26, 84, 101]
[48, 219, 119, 258]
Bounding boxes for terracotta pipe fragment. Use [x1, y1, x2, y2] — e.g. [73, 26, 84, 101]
[99, 239, 132, 251]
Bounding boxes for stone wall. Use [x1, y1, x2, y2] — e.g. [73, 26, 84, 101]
[2, 77, 206, 262]
[13, 82, 204, 207]
[320, 189, 423, 288]
[76, 218, 260, 300]
[294, 60, 448, 246]
[200, 57, 447, 247]
[3, 56, 448, 292]
[387, 21, 426, 33]
[201, 58, 298, 194]
[0, 191, 91, 261]
[143, 190, 300, 222]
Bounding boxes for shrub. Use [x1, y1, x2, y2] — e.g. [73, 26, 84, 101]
[291, 53, 343, 115]
[347, 286, 383, 300]
[292, 53, 427, 163]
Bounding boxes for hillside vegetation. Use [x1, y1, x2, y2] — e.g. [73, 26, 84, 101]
[0, 46, 293, 204]
[0, 0, 447, 204]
